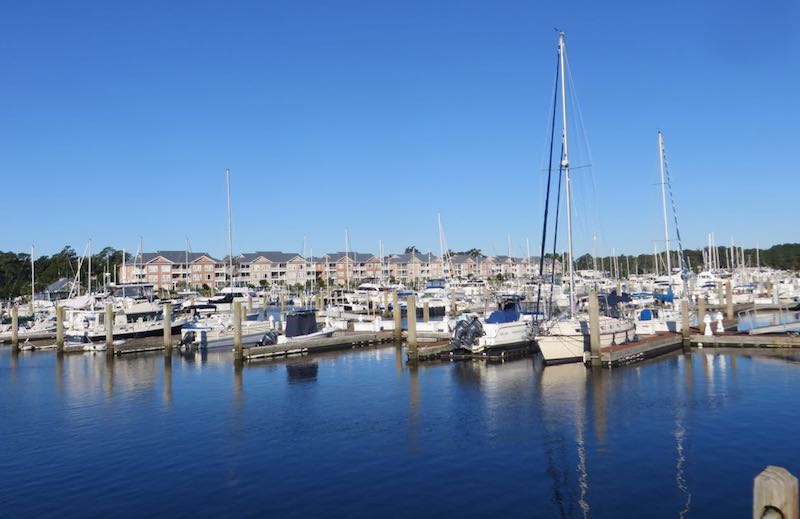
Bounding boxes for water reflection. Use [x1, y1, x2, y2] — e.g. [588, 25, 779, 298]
[163, 356, 172, 407]
[536, 361, 589, 519]
[286, 361, 318, 384]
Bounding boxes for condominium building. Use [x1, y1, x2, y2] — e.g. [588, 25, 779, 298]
[118, 251, 225, 290]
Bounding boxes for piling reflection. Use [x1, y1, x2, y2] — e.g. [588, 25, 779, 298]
[163, 356, 172, 407]
[104, 355, 114, 400]
[408, 359, 420, 452]
[55, 352, 64, 396]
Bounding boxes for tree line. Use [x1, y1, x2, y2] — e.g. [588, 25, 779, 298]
[0, 246, 127, 299]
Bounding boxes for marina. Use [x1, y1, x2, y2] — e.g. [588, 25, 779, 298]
[3, 1, 800, 516]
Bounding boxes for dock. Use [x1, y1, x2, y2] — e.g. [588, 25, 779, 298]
[244, 331, 395, 360]
[689, 332, 800, 348]
[600, 332, 683, 367]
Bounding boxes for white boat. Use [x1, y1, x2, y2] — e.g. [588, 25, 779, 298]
[537, 315, 636, 364]
[65, 307, 189, 342]
[276, 310, 337, 344]
[179, 314, 276, 349]
[533, 32, 635, 365]
[450, 298, 533, 353]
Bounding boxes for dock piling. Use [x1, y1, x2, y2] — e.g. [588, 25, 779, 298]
[10, 305, 19, 351]
[698, 298, 707, 335]
[753, 465, 798, 519]
[393, 292, 401, 340]
[247, 295, 253, 313]
[587, 288, 601, 367]
[56, 305, 64, 352]
[423, 302, 430, 323]
[681, 299, 690, 350]
[105, 303, 114, 353]
[233, 301, 243, 360]
[382, 291, 389, 318]
[163, 303, 172, 354]
[726, 280, 734, 320]
[407, 296, 417, 355]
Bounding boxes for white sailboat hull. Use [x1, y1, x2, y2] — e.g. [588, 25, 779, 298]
[536, 317, 636, 365]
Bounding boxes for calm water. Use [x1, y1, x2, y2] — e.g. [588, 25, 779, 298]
[2, 345, 799, 518]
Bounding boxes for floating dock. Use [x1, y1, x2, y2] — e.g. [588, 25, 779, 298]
[600, 332, 683, 367]
[244, 331, 395, 360]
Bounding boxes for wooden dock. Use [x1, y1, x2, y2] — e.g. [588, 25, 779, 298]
[600, 332, 683, 367]
[690, 333, 800, 348]
[244, 331, 395, 360]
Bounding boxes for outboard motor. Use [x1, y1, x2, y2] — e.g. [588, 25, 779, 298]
[450, 319, 469, 350]
[257, 331, 279, 346]
[462, 317, 485, 351]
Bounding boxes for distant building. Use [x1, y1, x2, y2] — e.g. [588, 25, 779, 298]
[118, 251, 225, 290]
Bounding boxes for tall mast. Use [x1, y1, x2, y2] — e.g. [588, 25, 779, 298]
[88, 238, 92, 296]
[344, 227, 350, 289]
[31, 244, 35, 311]
[558, 32, 576, 316]
[225, 169, 234, 286]
[658, 131, 672, 290]
[185, 236, 190, 289]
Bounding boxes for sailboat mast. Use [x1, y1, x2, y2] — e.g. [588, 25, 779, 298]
[558, 32, 576, 316]
[344, 228, 350, 289]
[225, 169, 234, 286]
[88, 239, 92, 296]
[658, 131, 672, 289]
[31, 244, 35, 312]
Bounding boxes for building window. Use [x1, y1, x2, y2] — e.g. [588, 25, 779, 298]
[192, 265, 201, 272]
[161, 265, 170, 272]
[204, 265, 213, 272]
[148, 265, 158, 273]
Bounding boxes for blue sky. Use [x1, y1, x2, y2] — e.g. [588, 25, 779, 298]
[2, 0, 798, 259]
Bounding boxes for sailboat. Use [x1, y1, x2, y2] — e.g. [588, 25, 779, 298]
[534, 32, 635, 365]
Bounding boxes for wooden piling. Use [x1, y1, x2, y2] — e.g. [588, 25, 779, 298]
[423, 302, 430, 323]
[247, 295, 253, 313]
[10, 305, 19, 351]
[726, 280, 734, 320]
[56, 305, 64, 352]
[105, 303, 114, 352]
[587, 288, 601, 367]
[616, 279, 621, 295]
[681, 299, 690, 349]
[407, 296, 417, 355]
[233, 301, 243, 360]
[754, 466, 798, 519]
[449, 289, 457, 317]
[163, 303, 172, 353]
[392, 291, 401, 339]
[383, 291, 389, 318]
[698, 298, 707, 335]
[717, 282, 724, 307]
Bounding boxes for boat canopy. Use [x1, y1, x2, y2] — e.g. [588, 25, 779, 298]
[485, 303, 520, 324]
[653, 289, 674, 303]
[285, 310, 318, 338]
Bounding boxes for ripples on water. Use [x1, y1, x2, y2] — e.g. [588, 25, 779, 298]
[1, 346, 799, 518]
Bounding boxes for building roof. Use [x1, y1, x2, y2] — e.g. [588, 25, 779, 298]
[238, 251, 304, 263]
[325, 252, 377, 263]
[138, 251, 220, 264]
